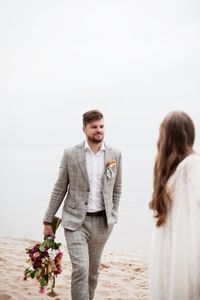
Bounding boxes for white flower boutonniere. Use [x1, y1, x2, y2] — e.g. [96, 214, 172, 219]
[105, 160, 117, 179]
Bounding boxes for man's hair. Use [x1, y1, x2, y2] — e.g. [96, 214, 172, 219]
[82, 109, 103, 126]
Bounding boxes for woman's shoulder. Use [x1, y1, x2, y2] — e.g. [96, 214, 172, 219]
[168, 154, 200, 190]
[176, 153, 200, 175]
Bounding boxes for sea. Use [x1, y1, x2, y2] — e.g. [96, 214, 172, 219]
[0, 144, 168, 256]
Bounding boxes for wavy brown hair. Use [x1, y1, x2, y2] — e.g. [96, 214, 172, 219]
[149, 111, 195, 226]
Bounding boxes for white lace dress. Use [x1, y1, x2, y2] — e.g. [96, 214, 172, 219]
[149, 154, 200, 300]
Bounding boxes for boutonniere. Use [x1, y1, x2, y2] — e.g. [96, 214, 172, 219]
[105, 160, 117, 179]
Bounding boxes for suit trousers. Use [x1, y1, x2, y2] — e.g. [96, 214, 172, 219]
[64, 213, 113, 300]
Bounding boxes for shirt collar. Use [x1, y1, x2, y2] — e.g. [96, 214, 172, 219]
[85, 140, 105, 154]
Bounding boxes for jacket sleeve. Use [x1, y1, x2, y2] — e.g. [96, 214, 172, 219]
[43, 150, 69, 223]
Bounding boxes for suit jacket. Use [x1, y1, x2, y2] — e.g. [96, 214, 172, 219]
[44, 141, 122, 230]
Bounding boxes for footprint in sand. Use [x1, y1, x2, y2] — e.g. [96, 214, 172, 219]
[134, 267, 141, 272]
[100, 263, 110, 269]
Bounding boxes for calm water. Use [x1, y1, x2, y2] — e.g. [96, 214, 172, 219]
[0, 144, 157, 255]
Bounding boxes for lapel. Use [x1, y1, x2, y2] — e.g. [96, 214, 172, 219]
[77, 141, 114, 186]
[77, 141, 89, 184]
[104, 143, 113, 167]
[103, 143, 113, 184]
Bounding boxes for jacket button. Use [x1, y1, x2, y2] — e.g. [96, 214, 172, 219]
[85, 201, 88, 205]
[87, 188, 90, 192]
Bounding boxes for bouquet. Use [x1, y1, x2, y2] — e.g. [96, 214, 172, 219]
[24, 217, 63, 296]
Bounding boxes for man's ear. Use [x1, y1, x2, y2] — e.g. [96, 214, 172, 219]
[83, 126, 86, 134]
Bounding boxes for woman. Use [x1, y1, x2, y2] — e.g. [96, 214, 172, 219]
[149, 111, 200, 300]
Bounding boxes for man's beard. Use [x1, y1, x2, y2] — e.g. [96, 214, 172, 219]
[87, 135, 104, 144]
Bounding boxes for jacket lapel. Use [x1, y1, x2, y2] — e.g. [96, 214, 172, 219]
[77, 142, 113, 186]
[77, 142, 89, 184]
[104, 143, 113, 184]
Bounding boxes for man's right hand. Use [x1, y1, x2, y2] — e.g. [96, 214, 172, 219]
[43, 224, 55, 239]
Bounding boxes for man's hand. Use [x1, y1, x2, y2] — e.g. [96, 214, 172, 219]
[43, 224, 55, 239]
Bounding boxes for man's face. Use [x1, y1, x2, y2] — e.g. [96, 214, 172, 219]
[83, 118, 104, 144]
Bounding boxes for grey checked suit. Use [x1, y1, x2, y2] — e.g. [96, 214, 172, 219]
[44, 141, 122, 299]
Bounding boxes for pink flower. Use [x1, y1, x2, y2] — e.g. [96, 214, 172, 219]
[55, 265, 62, 275]
[24, 217, 63, 295]
[32, 244, 41, 253]
[33, 252, 40, 259]
[39, 287, 45, 294]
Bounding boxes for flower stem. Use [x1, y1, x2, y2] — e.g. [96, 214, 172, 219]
[52, 276, 55, 289]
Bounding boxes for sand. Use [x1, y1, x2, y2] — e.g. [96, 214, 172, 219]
[0, 237, 148, 300]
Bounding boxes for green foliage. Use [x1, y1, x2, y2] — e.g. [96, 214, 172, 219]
[23, 216, 63, 294]
[51, 216, 61, 234]
[39, 278, 48, 288]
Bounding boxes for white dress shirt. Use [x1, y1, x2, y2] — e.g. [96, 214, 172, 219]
[85, 140, 105, 212]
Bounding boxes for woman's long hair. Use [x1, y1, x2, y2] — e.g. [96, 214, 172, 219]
[149, 111, 195, 226]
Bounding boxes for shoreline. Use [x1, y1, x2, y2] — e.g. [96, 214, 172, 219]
[0, 236, 148, 300]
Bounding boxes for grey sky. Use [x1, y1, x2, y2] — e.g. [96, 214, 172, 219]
[1, 0, 200, 146]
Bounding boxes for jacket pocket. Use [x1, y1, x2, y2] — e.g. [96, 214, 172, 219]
[67, 200, 76, 209]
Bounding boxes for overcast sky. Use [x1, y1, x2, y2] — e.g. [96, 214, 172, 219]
[1, 0, 200, 146]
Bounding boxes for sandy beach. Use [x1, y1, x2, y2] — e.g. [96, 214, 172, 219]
[0, 236, 148, 300]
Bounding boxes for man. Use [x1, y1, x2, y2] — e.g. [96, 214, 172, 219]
[43, 109, 122, 300]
